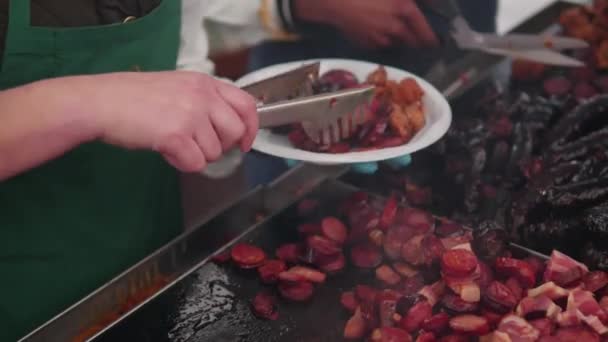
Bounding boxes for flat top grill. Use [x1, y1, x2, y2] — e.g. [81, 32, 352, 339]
[96, 181, 374, 342]
[20, 2, 575, 342]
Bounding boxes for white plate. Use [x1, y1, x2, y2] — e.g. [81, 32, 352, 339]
[237, 59, 452, 165]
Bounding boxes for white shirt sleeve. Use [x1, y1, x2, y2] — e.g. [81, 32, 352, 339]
[176, 0, 289, 178]
[177, 0, 290, 75]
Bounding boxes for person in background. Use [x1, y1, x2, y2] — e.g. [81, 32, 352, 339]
[244, 0, 499, 186]
[0, 0, 312, 340]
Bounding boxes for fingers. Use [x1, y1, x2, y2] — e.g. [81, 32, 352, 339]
[398, 1, 439, 47]
[194, 115, 223, 163]
[385, 18, 419, 48]
[216, 82, 259, 152]
[155, 134, 206, 172]
[207, 99, 246, 153]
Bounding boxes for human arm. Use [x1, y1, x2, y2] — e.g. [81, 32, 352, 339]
[0, 78, 98, 181]
[0, 72, 258, 181]
[290, 0, 438, 49]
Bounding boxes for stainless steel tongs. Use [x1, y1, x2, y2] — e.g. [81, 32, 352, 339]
[419, 0, 590, 67]
[241, 62, 375, 145]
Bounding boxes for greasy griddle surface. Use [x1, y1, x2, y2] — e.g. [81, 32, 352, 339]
[95, 191, 375, 342]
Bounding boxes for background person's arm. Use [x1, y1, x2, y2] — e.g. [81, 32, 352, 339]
[0, 78, 98, 181]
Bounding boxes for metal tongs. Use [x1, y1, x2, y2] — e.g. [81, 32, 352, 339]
[241, 62, 375, 145]
[420, 0, 589, 67]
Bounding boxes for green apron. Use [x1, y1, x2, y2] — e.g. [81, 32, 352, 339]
[0, 1, 183, 340]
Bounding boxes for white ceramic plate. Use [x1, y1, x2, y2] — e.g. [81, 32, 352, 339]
[237, 59, 452, 165]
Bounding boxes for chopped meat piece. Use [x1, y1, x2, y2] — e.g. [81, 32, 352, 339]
[389, 104, 413, 139]
[515, 295, 562, 320]
[459, 283, 481, 303]
[258, 260, 287, 284]
[556, 310, 581, 327]
[380, 194, 398, 230]
[495, 258, 536, 288]
[553, 327, 600, 342]
[377, 290, 401, 328]
[400, 300, 433, 333]
[440, 231, 474, 250]
[401, 235, 426, 266]
[599, 296, 608, 312]
[367, 66, 388, 86]
[307, 235, 341, 256]
[481, 331, 512, 342]
[478, 262, 495, 290]
[355, 285, 378, 305]
[316, 252, 346, 274]
[392, 262, 418, 278]
[566, 289, 604, 318]
[421, 312, 450, 334]
[422, 235, 445, 267]
[344, 307, 367, 340]
[484, 281, 518, 314]
[251, 292, 279, 321]
[417, 280, 445, 306]
[321, 217, 348, 244]
[543, 250, 589, 287]
[583, 271, 608, 293]
[497, 315, 540, 342]
[528, 318, 554, 336]
[576, 309, 608, 335]
[439, 335, 469, 342]
[370, 327, 412, 342]
[279, 266, 326, 283]
[527, 282, 570, 300]
[396, 78, 424, 106]
[481, 308, 503, 327]
[415, 332, 436, 342]
[369, 229, 385, 247]
[505, 278, 523, 302]
[352, 243, 383, 269]
[449, 315, 490, 335]
[376, 265, 402, 286]
[442, 293, 479, 314]
[341, 291, 358, 313]
[231, 243, 266, 268]
[404, 103, 426, 132]
[441, 249, 479, 278]
[275, 243, 303, 263]
[443, 264, 481, 299]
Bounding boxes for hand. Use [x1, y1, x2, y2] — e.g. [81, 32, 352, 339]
[294, 0, 438, 49]
[74, 71, 258, 172]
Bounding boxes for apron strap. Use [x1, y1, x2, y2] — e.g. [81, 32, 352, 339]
[7, 0, 31, 31]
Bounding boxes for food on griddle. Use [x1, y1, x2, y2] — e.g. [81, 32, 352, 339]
[281, 65, 426, 153]
[251, 292, 279, 320]
[231, 242, 266, 268]
[213, 193, 608, 340]
[258, 259, 287, 284]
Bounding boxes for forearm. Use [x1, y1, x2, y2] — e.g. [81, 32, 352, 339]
[0, 78, 98, 181]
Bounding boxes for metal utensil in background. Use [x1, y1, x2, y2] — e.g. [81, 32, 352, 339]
[241, 62, 375, 146]
[420, 0, 589, 67]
